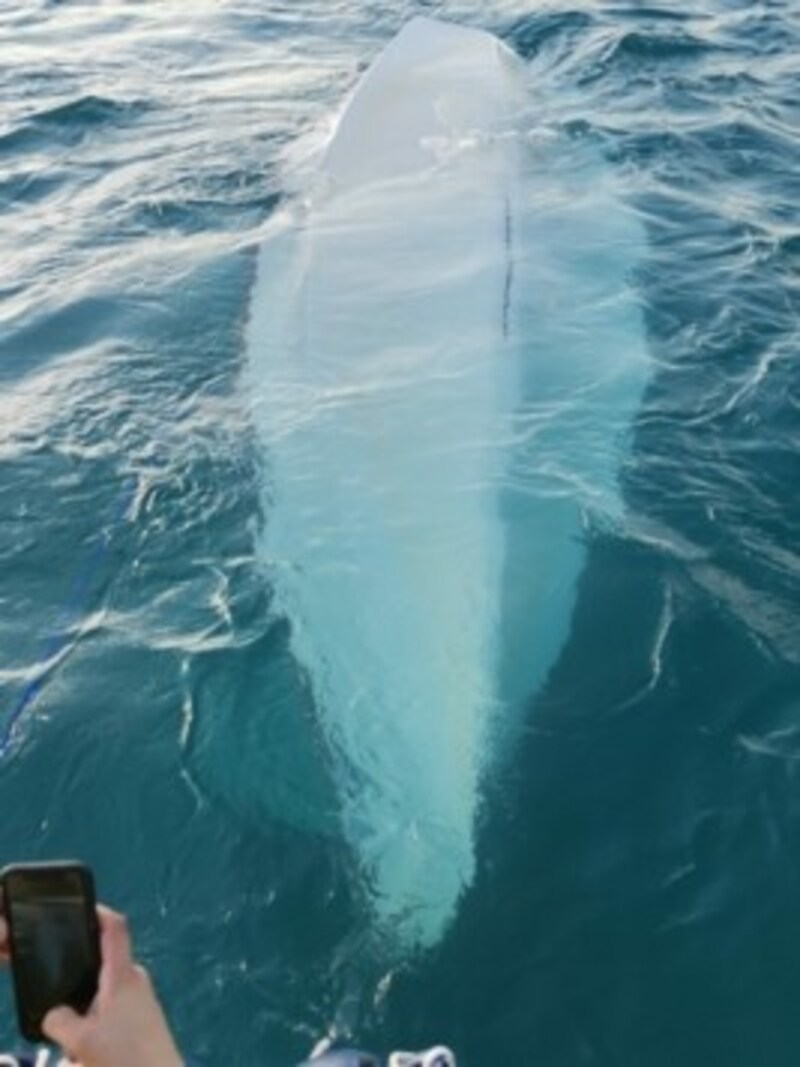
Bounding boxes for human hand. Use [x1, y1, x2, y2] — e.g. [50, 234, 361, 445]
[43, 906, 182, 1067]
[0, 911, 8, 963]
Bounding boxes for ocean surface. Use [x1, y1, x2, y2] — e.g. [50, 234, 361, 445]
[1, 1, 798, 1064]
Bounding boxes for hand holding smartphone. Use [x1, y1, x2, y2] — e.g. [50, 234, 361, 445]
[1, 862, 101, 1043]
[1, 864, 182, 1067]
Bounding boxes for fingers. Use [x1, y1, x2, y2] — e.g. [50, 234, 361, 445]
[96, 906, 133, 995]
[42, 1005, 86, 1059]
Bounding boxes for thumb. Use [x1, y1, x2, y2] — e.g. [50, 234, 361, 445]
[42, 1004, 85, 1054]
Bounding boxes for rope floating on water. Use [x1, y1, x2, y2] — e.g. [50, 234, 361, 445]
[0, 483, 134, 759]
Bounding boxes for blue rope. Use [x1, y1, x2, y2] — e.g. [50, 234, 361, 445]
[0, 483, 135, 758]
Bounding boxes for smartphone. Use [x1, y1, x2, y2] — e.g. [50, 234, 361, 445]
[1, 862, 101, 1042]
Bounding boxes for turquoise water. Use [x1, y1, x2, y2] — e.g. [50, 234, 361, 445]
[1, 2, 798, 1064]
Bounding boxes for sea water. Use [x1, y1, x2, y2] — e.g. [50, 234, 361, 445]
[0, 2, 798, 1065]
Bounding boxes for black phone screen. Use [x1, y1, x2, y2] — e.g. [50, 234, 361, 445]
[2, 864, 100, 1042]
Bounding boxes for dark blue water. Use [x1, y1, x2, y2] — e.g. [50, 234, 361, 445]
[1, 2, 798, 1064]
